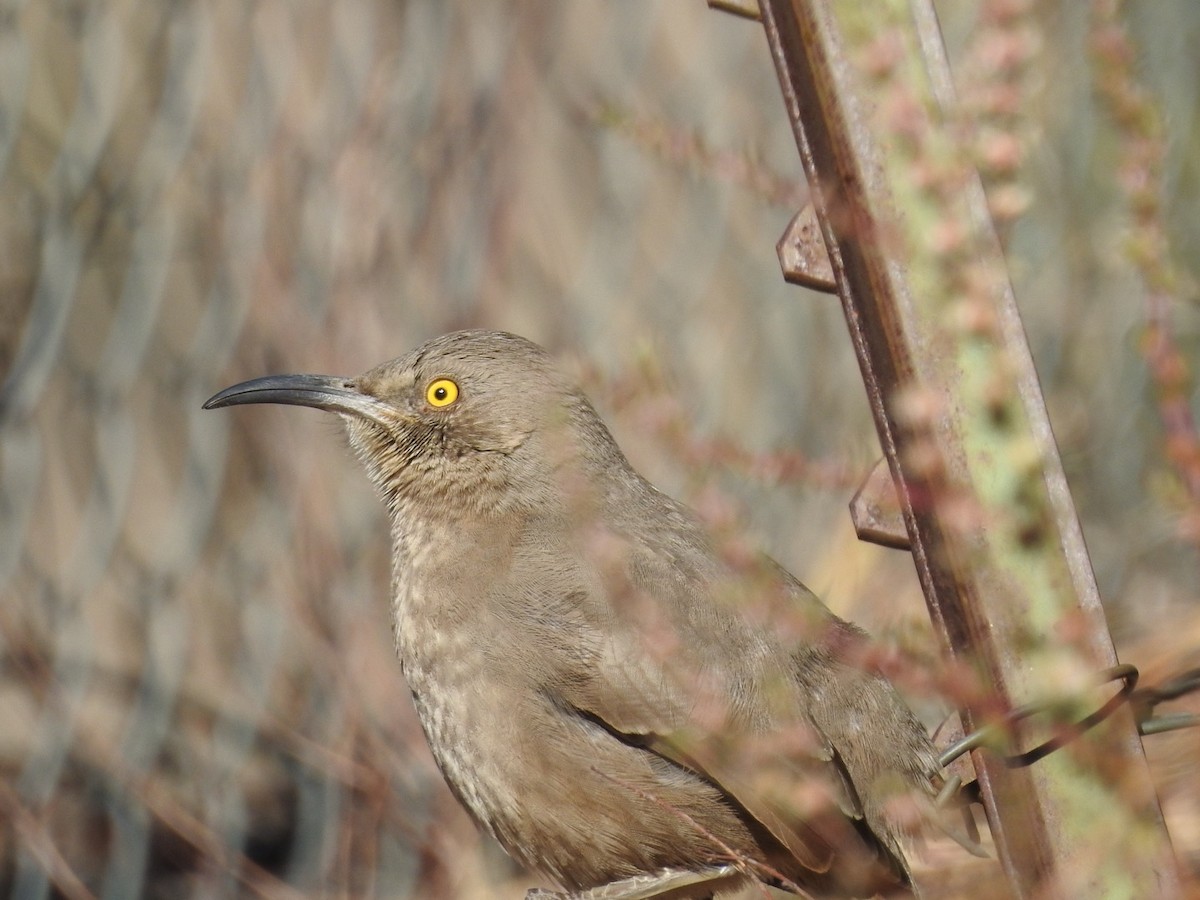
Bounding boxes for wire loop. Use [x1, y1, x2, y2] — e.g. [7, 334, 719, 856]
[938, 664, 1139, 771]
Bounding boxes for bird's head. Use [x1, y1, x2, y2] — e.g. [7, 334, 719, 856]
[204, 330, 624, 520]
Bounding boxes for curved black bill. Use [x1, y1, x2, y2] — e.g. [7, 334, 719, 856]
[203, 374, 392, 422]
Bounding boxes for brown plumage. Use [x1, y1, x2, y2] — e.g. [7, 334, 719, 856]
[205, 330, 937, 898]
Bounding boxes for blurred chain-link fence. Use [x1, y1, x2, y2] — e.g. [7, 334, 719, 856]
[1, 1, 1198, 897]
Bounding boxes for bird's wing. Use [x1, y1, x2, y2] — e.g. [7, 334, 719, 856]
[547, 625, 874, 880]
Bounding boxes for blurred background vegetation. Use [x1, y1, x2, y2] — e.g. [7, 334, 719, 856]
[0, 1, 1197, 897]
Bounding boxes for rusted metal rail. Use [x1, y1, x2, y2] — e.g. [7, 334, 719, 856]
[754, 1, 1181, 896]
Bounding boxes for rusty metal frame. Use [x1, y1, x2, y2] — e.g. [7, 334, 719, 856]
[753, 0, 1181, 895]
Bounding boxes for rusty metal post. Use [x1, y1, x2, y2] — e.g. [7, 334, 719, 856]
[757, 0, 1180, 896]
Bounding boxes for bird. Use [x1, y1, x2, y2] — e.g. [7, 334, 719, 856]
[204, 329, 938, 899]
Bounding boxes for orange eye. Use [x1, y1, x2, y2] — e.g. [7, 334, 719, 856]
[425, 378, 459, 408]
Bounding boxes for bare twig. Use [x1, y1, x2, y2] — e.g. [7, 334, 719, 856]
[590, 103, 806, 209]
[0, 780, 97, 900]
[708, 0, 763, 22]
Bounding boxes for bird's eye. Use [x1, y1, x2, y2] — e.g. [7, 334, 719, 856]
[425, 378, 459, 408]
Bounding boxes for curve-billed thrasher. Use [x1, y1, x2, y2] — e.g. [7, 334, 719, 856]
[205, 330, 937, 898]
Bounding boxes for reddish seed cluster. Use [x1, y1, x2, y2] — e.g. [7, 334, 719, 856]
[1091, 1, 1200, 547]
[960, 0, 1040, 232]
